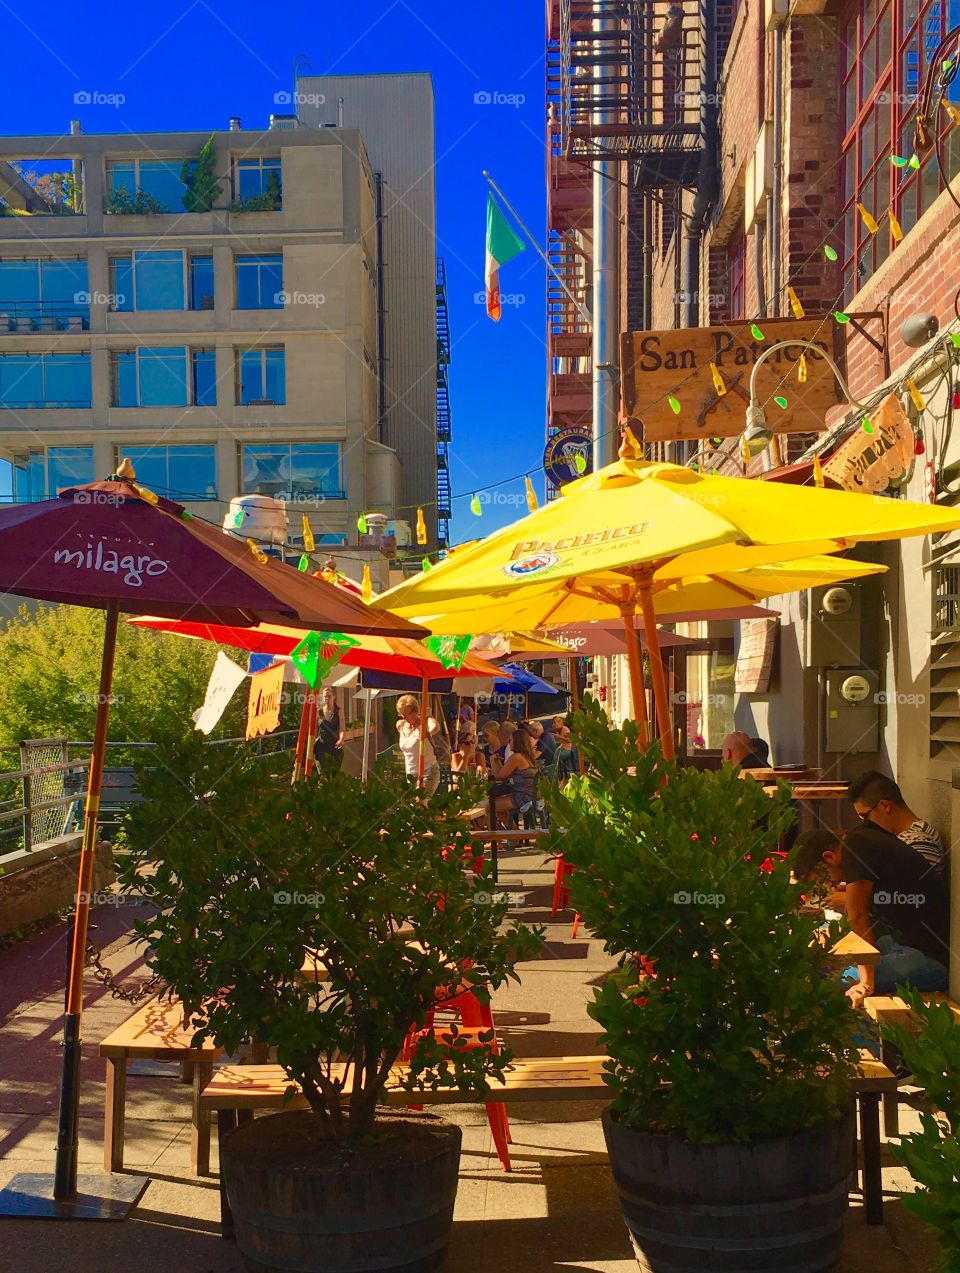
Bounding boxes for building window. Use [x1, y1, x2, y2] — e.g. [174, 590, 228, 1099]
[191, 349, 217, 406]
[0, 258, 89, 329]
[109, 250, 185, 311]
[111, 347, 192, 407]
[241, 443, 344, 501]
[840, 0, 960, 302]
[235, 255, 283, 309]
[116, 444, 217, 500]
[11, 446, 94, 501]
[727, 230, 746, 320]
[106, 159, 188, 212]
[189, 255, 214, 310]
[236, 347, 286, 404]
[0, 352, 91, 407]
[234, 156, 282, 207]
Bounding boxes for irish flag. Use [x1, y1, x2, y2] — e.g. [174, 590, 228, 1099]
[485, 193, 526, 321]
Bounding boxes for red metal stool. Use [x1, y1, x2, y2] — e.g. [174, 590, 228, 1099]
[551, 857, 574, 917]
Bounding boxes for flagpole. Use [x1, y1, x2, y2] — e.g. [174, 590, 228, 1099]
[483, 171, 591, 326]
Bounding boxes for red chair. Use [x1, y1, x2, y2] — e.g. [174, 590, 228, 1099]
[551, 856, 574, 917]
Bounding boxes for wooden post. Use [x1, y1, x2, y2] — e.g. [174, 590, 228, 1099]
[637, 578, 675, 761]
[620, 611, 650, 744]
[417, 675, 429, 785]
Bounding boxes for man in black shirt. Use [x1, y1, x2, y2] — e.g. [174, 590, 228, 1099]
[793, 825, 949, 1007]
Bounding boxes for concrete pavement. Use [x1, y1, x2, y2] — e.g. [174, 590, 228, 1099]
[0, 848, 941, 1273]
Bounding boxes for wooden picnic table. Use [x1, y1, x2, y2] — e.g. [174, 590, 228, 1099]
[740, 767, 822, 782]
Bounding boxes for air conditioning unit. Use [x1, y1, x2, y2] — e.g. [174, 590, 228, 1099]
[269, 114, 298, 130]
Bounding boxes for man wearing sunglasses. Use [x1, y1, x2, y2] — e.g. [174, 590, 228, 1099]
[847, 770, 945, 873]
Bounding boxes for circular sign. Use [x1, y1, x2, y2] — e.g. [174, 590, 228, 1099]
[543, 429, 592, 488]
[821, 586, 853, 616]
[502, 552, 560, 580]
[840, 674, 871, 703]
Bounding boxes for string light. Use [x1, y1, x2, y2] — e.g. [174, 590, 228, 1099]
[943, 101, 960, 127]
[750, 323, 765, 341]
[891, 155, 910, 167]
[862, 418, 874, 434]
[246, 538, 269, 565]
[812, 453, 825, 488]
[356, 513, 368, 535]
[469, 494, 482, 516]
[905, 377, 926, 413]
[574, 452, 587, 474]
[133, 483, 159, 505]
[421, 556, 431, 572]
[787, 287, 805, 319]
[668, 395, 681, 414]
[950, 333, 960, 350]
[823, 244, 839, 261]
[889, 210, 903, 242]
[298, 554, 309, 572]
[233, 508, 245, 529]
[833, 311, 850, 324]
[857, 203, 879, 234]
[909, 153, 921, 169]
[301, 515, 315, 553]
[915, 434, 926, 456]
[740, 434, 751, 467]
[798, 353, 808, 383]
[524, 476, 539, 513]
[774, 395, 788, 409]
[361, 564, 372, 603]
[416, 507, 427, 545]
[709, 362, 727, 395]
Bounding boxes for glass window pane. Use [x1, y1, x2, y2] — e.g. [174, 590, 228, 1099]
[123, 446, 166, 490]
[189, 256, 214, 310]
[261, 258, 283, 307]
[41, 260, 87, 306]
[236, 260, 261, 309]
[138, 160, 186, 212]
[0, 355, 43, 406]
[13, 452, 45, 502]
[242, 444, 286, 496]
[110, 258, 133, 311]
[191, 349, 216, 406]
[114, 352, 137, 407]
[47, 446, 93, 492]
[168, 445, 216, 498]
[239, 351, 262, 404]
[0, 260, 39, 304]
[133, 250, 184, 310]
[43, 353, 90, 406]
[289, 444, 342, 498]
[265, 348, 285, 404]
[108, 163, 136, 197]
[138, 347, 188, 406]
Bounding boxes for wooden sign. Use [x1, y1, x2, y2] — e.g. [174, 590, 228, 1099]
[620, 318, 845, 442]
[246, 660, 284, 739]
[734, 618, 778, 694]
[822, 393, 913, 493]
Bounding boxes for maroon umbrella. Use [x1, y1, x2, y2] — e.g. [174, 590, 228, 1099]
[0, 474, 423, 1218]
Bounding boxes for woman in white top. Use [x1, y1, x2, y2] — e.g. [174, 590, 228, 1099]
[396, 693, 441, 795]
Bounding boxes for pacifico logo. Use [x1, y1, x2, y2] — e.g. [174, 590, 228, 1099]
[52, 540, 170, 588]
[503, 551, 560, 579]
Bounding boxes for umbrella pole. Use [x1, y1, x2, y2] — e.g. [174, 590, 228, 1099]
[568, 655, 580, 713]
[292, 687, 311, 783]
[638, 578, 675, 761]
[304, 690, 319, 779]
[361, 691, 373, 782]
[620, 612, 649, 745]
[417, 674, 429, 786]
[54, 599, 120, 1199]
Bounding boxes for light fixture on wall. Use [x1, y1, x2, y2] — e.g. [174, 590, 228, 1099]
[900, 312, 939, 348]
[742, 339, 869, 458]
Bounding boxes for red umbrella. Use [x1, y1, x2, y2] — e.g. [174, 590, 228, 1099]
[0, 474, 422, 1218]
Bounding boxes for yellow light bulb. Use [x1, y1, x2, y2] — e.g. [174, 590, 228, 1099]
[133, 483, 159, 505]
[797, 353, 808, 384]
[524, 476, 538, 513]
[361, 564, 372, 603]
[709, 362, 727, 396]
[787, 287, 805, 320]
[246, 538, 269, 565]
[857, 203, 879, 235]
[889, 210, 903, 243]
[906, 377, 926, 413]
[812, 453, 825, 488]
[301, 515, 315, 553]
[415, 507, 427, 545]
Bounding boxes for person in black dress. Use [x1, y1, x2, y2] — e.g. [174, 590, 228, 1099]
[313, 687, 344, 771]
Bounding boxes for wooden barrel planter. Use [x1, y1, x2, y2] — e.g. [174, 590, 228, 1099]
[221, 1107, 462, 1273]
[602, 1107, 854, 1273]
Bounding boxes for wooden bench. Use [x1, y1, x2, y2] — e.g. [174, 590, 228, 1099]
[864, 991, 960, 1137]
[201, 1052, 896, 1235]
[99, 996, 222, 1175]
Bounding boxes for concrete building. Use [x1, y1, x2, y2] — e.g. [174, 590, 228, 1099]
[0, 80, 444, 563]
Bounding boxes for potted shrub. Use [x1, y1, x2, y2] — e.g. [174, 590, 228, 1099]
[118, 736, 540, 1273]
[882, 992, 960, 1270]
[549, 699, 859, 1273]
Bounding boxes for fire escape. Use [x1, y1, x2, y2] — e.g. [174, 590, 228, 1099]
[435, 258, 452, 549]
[546, 1, 713, 476]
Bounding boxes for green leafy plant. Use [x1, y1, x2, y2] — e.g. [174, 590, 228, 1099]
[549, 697, 858, 1142]
[118, 739, 542, 1144]
[180, 136, 223, 213]
[229, 172, 282, 212]
[106, 186, 167, 215]
[883, 992, 960, 1270]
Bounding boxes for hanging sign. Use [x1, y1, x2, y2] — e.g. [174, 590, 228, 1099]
[289, 630, 360, 690]
[423, 634, 473, 670]
[245, 661, 285, 738]
[821, 393, 913, 493]
[620, 318, 846, 442]
[543, 429, 592, 488]
[193, 651, 247, 735]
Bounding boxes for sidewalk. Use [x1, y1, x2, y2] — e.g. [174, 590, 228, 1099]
[0, 848, 941, 1273]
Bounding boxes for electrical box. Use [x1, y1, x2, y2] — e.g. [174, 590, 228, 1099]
[805, 582, 863, 667]
[824, 669, 880, 754]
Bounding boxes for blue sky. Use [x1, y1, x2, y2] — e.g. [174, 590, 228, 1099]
[4, 0, 547, 542]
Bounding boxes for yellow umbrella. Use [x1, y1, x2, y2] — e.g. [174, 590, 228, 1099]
[372, 429, 957, 758]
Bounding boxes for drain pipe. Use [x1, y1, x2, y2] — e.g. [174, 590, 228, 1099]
[770, 22, 784, 315]
[592, 2, 619, 471]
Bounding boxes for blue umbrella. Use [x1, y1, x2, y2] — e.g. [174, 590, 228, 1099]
[494, 663, 563, 696]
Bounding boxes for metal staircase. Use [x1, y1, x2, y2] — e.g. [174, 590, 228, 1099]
[435, 258, 452, 546]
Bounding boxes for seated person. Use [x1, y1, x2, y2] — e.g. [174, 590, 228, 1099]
[480, 719, 504, 766]
[749, 736, 771, 767]
[451, 727, 487, 777]
[490, 727, 539, 822]
[720, 731, 768, 770]
[499, 719, 517, 760]
[529, 717, 557, 765]
[793, 825, 949, 1008]
[847, 770, 946, 871]
[554, 724, 580, 780]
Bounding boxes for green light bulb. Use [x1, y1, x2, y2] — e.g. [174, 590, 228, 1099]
[668, 395, 681, 414]
[750, 323, 765, 341]
[774, 395, 788, 409]
[823, 244, 839, 261]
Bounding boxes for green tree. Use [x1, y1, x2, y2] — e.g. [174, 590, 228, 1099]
[180, 136, 223, 213]
[0, 604, 237, 749]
